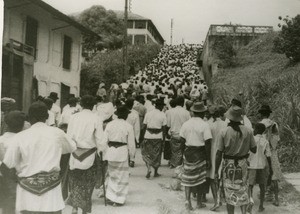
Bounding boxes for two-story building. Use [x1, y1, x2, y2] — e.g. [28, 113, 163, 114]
[2, 0, 99, 111]
[115, 11, 164, 45]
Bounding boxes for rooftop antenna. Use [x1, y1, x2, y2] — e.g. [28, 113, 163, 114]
[170, 18, 174, 45]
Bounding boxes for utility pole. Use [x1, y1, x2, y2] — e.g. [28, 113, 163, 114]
[170, 18, 173, 45]
[122, 0, 128, 81]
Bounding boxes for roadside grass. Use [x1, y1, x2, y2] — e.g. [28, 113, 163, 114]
[212, 32, 300, 173]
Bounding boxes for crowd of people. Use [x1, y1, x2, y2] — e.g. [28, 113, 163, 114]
[0, 44, 283, 214]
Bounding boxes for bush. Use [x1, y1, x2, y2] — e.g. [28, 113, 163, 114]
[80, 43, 161, 95]
[212, 36, 237, 68]
[274, 15, 300, 63]
[212, 33, 300, 172]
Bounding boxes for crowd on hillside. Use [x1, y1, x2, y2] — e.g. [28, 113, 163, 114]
[0, 44, 282, 214]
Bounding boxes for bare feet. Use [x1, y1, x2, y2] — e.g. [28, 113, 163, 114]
[71, 207, 78, 214]
[146, 171, 151, 179]
[258, 206, 265, 212]
[210, 203, 220, 211]
[196, 203, 206, 209]
[185, 201, 193, 210]
[154, 173, 161, 177]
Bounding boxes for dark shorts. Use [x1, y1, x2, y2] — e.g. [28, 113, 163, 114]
[248, 169, 267, 185]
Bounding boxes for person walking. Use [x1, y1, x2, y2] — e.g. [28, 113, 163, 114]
[215, 106, 257, 214]
[1, 102, 76, 214]
[207, 106, 227, 211]
[179, 102, 212, 210]
[67, 95, 106, 214]
[125, 99, 140, 168]
[103, 106, 136, 206]
[141, 99, 167, 178]
[166, 96, 190, 168]
[258, 105, 282, 206]
[48, 92, 61, 127]
[0, 111, 26, 214]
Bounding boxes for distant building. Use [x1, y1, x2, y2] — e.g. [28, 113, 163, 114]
[115, 11, 164, 45]
[2, 0, 99, 112]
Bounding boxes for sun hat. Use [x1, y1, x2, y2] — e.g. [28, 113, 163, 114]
[190, 102, 207, 113]
[225, 106, 243, 122]
[48, 92, 59, 101]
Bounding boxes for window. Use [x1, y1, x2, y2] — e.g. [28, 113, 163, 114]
[63, 35, 72, 70]
[135, 21, 146, 29]
[127, 21, 134, 29]
[25, 16, 38, 59]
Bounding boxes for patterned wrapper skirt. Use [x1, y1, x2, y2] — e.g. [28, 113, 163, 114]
[141, 138, 163, 168]
[170, 136, 184, 167]
[220, 158, 249, 206]
[106, 161, 129, 204]
[181, 146, 207, 187]
[67, 163, 97, 213]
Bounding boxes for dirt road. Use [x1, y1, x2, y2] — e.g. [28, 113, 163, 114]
[63, 149, 300, 214]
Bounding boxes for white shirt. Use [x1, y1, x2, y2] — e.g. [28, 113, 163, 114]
[166, 106, 191, 137]
[50, 103, 61, 125]
[3, 122, 76, 212]
[248, 135, 271, 169]
[144, 100, 155, 113]
[104, 119, 136, 162]
[59, 106, 79, 125]
[0, 132, 16, 176]
[126, 109, 140, 142]
[180, 117, 212, 147]
[46, 110, 55, 126]
[67, 109, 106, 170]
[144, 109, 167, 139]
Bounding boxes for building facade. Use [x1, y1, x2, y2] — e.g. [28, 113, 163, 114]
[2, 0, 98, 111]
[115, 11, 164, 45]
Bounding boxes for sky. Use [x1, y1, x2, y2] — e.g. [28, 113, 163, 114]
[14, 0, 300, 44]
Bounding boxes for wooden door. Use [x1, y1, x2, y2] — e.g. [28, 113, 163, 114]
[60, 83, 70, 109]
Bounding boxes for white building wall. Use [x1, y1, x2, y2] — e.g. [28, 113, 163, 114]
[3, 6, 83, 105]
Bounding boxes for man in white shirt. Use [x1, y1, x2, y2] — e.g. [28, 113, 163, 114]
[166, 96, 191, 168]
[48, 92, 61, 127]
[142, 99, 167, 178]
[0, 111, 26, 214]
[179, 102, 212, 210]
[1, 102, 76, 214]
[125, 99, 140, 167]
[67, 95, 106, 214]
[103, 106, 136, 206]
[144, 94, 155, 113]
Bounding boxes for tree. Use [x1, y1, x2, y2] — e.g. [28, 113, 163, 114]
[80, 43, 161, 96]
[72, 5, 125, 55]
[274, 15, 300, 63]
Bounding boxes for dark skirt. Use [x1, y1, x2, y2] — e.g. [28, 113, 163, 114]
[170, 136, 184, 167]
[141, 138, 163, 168]
[181, 146, 207, 187]
[67, 163, 97, 213]
[0, 175, 17, 213]
[163, 139, 171, 160]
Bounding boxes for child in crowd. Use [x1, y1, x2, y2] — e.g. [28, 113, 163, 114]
[248, 123, 272, 213]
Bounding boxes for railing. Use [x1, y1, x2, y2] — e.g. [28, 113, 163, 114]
[209, 25, 273, 36]
[6, 39, 35, 56]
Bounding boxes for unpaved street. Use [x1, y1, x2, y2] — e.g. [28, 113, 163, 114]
[63, 149, 300, 214]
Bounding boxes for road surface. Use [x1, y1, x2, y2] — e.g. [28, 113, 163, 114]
[63, 149, 300, 214]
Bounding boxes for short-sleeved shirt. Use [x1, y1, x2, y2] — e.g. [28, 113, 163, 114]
[180, 117, 212, 147]
[217, 125, 256, 157]
[248, 134, 271, 169]
[143, 109, 167, 139]
[166, 106, 191, 137]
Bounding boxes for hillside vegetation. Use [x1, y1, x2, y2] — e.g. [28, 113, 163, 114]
[212, 32, 300, 172]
